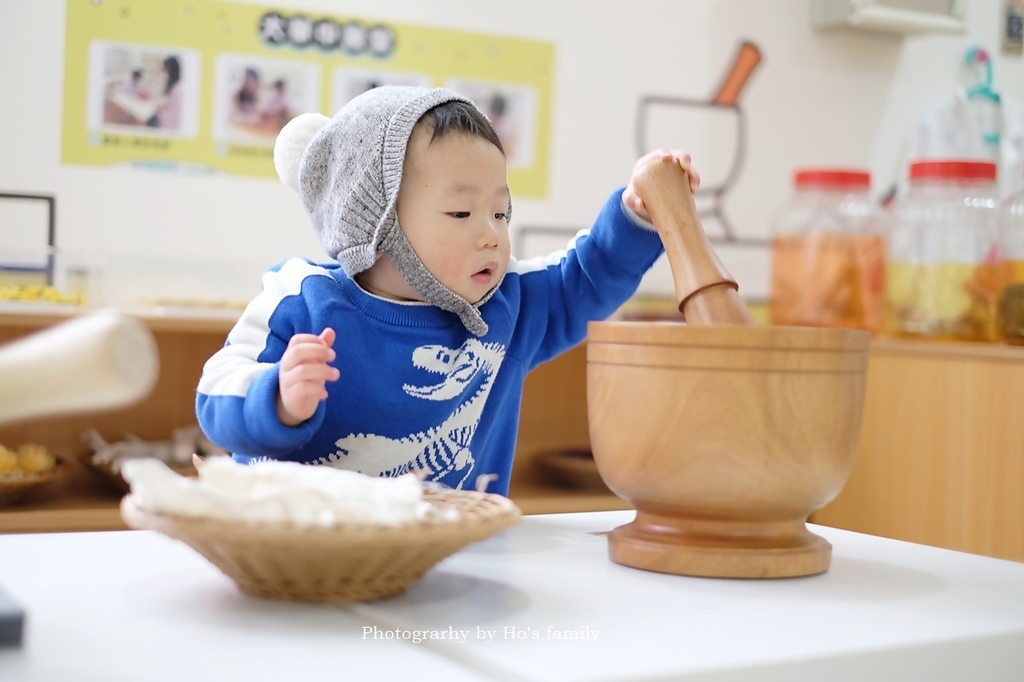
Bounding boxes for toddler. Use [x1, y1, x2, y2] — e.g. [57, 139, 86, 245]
[196, 85, 698, 494]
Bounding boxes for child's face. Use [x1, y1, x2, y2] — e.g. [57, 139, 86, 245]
[395, 124, 510, 305]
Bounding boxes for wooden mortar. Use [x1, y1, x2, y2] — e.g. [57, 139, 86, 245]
[587, 156, 870, 579]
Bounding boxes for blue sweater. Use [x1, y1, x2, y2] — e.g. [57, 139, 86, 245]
[196, 189, 664, 495]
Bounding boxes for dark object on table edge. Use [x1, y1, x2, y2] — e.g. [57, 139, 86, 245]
[0, 585, 24, 647]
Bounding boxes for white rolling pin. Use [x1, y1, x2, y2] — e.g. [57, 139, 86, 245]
[0, 310, 159, 426]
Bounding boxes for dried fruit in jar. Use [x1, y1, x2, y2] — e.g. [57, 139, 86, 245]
[999, 283, 1024, 345]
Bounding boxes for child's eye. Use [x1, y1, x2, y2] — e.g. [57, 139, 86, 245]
[494, 213, 507, 220]
[448, 211, 470, 219]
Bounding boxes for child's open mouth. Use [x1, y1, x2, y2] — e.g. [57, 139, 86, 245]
[472, 263, 498, 284]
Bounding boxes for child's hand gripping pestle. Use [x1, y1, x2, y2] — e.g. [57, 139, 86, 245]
[632, 155, 755, 325]
[0, 310, 159, 426]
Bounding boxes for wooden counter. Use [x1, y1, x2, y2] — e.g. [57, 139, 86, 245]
[4, 309, 1020, 562]
[0, 310, 625, 533]
[0, 308, 233, 533]
[813, 337, 1024, 563]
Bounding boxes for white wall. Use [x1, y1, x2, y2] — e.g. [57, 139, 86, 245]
[1, 0, 1021, 301]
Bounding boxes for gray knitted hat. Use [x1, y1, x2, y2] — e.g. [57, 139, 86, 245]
[273, 85, 504, 336]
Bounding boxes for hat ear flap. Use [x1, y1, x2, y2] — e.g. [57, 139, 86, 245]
[273, 113, 331, 192]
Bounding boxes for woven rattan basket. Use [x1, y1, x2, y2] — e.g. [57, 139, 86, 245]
[0, 460, 71, 506]
[121, 487, 521, 603]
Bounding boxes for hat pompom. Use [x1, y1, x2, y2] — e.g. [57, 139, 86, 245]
[274, 113, 330, 192]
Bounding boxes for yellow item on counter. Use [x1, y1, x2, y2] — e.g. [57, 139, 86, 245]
[0, 446, 18, 473]
[17, 443, 56, 473]
[0, 443, 57, 475]
[0, 284, 85, 305]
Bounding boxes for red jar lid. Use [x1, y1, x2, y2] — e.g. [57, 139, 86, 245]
[909, 160, 997, 181]
[793, 169, 871, 189]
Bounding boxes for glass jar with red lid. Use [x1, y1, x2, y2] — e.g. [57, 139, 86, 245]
[886, 160, 999, 341]
[769, 169, 885, 332]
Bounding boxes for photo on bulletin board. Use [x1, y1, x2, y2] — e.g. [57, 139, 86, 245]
[85, 41, 200, 138]
[212, 55, 320, 146]
[445, 79, 537, 169]
[330, 68, 432, 113]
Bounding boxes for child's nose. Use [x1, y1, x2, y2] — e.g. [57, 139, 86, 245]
[477, 218, 501, 248]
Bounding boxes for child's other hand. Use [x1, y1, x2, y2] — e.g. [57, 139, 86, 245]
[623, 149, 700, 223]
[277, 328, 340, 426]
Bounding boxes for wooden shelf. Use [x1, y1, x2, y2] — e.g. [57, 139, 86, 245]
[0, 465, 127, 534]
[0, 311, 233, 534]
[869, 336, 1024, 361]
[0, 315, 624, 532]
[509, 475, 631, 516]
[814, 336, 1024, 563]
[12, 308, 1016, 554]
[0, 497, 126, 534]
[0, 304, 239, 334]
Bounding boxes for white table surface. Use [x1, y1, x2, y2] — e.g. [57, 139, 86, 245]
[1, 511, 1023, 682]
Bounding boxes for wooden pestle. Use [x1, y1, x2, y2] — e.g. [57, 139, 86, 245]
[633, 157, 755, 325]
[0, 310, 159, 426]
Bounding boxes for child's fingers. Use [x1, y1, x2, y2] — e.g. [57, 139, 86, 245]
[281, 344, 336, 371]
[284, 363, 340, 385]
[629, 195, 647, 215]
[319, 327, 336, 347]
[286, 333, 324, 347]
[286, 379, 332, 401]
[663, 152, 698, 193]
[638, 149, 673, 168]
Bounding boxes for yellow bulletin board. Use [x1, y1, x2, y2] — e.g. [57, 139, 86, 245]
[61, 0, 553, 197]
